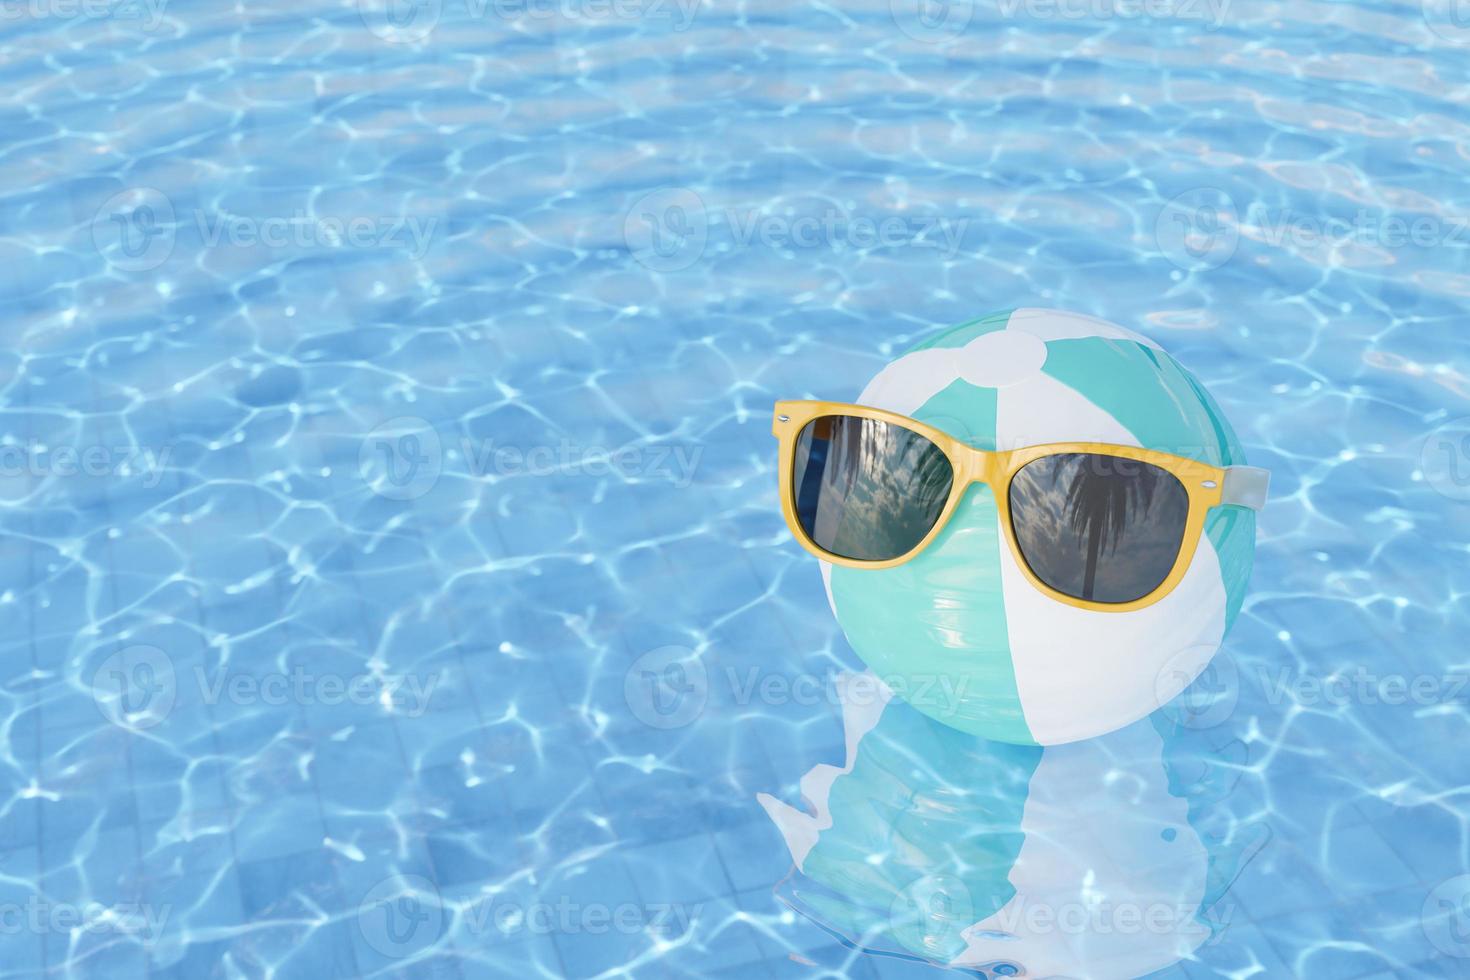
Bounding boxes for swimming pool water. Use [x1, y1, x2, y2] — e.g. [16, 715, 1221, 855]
[1, 0, 1468, 976]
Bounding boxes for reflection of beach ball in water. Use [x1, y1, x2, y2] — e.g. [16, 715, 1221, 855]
[820, 309, 1256, 745]
[758, 673, 1269, 978]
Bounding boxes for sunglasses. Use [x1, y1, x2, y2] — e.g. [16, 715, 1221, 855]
[773, 400, 1269, 613]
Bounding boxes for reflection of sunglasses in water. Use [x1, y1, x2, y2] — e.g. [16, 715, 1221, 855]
[772, 401, 1269, 613]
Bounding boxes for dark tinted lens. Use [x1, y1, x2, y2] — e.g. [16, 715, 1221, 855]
[1008, 453, 1188, 604]
[792, 415, 954, 561]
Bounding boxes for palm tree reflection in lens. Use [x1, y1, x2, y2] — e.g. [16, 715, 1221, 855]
[1010, 453, 1188, 604]
[793, 416, 954, 562]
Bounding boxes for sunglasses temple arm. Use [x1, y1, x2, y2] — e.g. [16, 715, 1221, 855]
[1221, 466, 1270, 511]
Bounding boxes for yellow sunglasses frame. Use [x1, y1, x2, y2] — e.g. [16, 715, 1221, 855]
[773, 400, 1264, 614]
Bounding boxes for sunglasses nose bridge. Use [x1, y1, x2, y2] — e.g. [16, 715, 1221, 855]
[956, 446, 1004, 494]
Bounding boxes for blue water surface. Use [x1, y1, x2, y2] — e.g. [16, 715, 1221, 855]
[1, 0, 1467, 977]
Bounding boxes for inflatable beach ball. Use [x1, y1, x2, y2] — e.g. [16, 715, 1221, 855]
[813, 309, 1257, 745]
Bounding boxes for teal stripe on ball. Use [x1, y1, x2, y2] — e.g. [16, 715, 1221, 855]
[1039, 337, 1255, 628]
[1041, 337, 1229, 465]
[830, 480, 1033, 745]
[913, 379, 998, 451]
